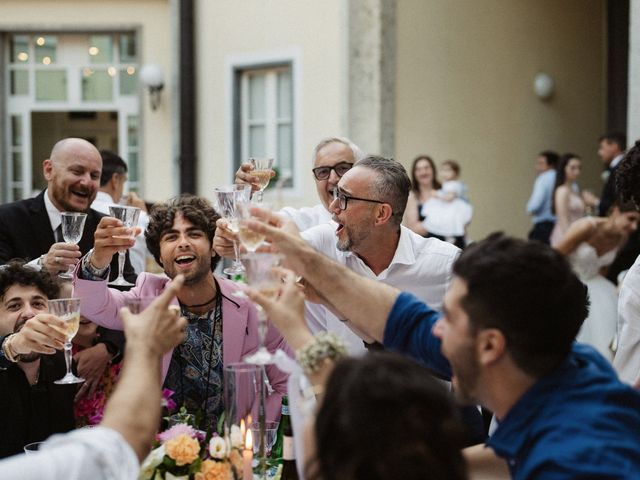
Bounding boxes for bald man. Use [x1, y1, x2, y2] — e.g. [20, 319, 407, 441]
[0, 138, 134, 394]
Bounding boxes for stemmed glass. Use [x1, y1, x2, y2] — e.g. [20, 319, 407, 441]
[250, 158, 274, 203]
[49, 298, 84, 384]
[213, 185, 252, 276]
[108, 206, 141, 287]
[241, 252, 283, 366]
[59, 212, 87, 279]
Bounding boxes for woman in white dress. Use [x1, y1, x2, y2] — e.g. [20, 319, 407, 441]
[555, 203, 640, 360]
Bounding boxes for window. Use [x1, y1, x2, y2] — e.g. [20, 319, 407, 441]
[237, 65, 294, 187]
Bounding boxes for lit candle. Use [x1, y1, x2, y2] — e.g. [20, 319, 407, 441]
[243, 428, 253, 480]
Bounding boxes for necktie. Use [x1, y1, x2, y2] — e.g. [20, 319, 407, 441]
[54, 224, 63, 243]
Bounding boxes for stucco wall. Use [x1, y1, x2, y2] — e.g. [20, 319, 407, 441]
[395, 0, 606, 239]
[196, 0, 348, 208]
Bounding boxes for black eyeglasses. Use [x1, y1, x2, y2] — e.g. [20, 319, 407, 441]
[312, 162, 354, 181]
[332, 189, 387, 211]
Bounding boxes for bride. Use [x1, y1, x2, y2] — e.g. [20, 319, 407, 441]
[555, 203, 640, 360]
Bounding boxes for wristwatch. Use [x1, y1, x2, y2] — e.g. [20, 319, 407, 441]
[1, 334, 21, 363]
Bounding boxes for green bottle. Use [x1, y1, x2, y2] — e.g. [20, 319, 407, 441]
[270, 395, 289, 462]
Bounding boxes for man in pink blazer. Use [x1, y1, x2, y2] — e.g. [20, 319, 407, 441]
[73, 195, 289, 430]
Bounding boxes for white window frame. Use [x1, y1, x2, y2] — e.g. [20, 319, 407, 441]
[225, 48, 302, 196]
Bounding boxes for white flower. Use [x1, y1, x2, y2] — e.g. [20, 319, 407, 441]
[209, 435, 228, 459]
[138, 445, 165, 480]
[601, 170, 610, 182]
[165, 474, 189, 480]
[229, 424, 244, 449]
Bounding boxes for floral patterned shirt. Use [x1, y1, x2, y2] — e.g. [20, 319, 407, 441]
[163, 297, 224, 432]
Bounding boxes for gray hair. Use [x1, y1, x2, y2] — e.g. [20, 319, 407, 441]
[311, 137, 365, 164]
[356, 155, 410, 228]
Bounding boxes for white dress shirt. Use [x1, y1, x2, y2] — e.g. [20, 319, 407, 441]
[613, 255, 640, 385]
[301, 224, 460, 353]
[0, 427, 138, 480]
[91, 191, 149, 274]
[279, 203, 333, 231]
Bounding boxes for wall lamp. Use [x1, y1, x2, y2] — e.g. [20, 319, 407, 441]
[533, 72, 554, 101]
[140, 64, 165, 110]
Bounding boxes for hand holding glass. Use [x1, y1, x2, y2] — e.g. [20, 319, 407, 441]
[49, 298, 84, 384]
[59, 212, 87, 279]
[108, 206, 141, 287]
[213, 185, 251, 276]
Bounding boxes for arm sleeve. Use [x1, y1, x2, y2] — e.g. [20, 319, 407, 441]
[383, 292, 451, 379]
[526, 177, 545, 214]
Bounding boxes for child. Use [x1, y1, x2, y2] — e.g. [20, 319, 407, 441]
[422, 160, 473, 248]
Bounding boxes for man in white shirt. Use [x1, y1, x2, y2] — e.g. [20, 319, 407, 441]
[231, 136, 363, 230]
[0, 275, 187, 480]
[300, 156, 460, 353]
[91, 150, 149, 274]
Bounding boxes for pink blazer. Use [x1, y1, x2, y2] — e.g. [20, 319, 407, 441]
[73, 272, 290, 421]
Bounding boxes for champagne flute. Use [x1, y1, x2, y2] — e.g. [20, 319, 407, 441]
[213, 185, 251, 276]
[250, 158, 274, 203]
[59, 212, 87, 279]
[241, 252, 283, 366]
[49, 298, 84, 384]
[108, 206, 141, 287]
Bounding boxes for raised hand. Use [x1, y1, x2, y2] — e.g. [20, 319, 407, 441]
[41, 242, 81, 275]
[10, 313, 67, 355]
[91, 216, 138, 269]
[213, 218, 238, 258]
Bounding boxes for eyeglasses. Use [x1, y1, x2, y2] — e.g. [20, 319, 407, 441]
[332, 189, 387, 211]
[312, 162, 354, 181]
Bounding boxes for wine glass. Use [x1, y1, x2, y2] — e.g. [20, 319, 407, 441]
[237, 201, 269, 253]
[213, 185, 252, 276]
[108, 206, 141, 287]
[49, 297, 84, 384]
[241, 252, 283, 366]
[59, 212, 87, 279]
[250, 158, 274, 203]
[250, 421, 278, 457]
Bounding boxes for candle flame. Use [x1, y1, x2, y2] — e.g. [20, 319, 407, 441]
[245, 428, 253, 449]
[240, 419, 245, 437]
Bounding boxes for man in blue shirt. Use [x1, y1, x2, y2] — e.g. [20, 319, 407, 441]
[248, 213, 640, 479]
[526, 150, 558, 244]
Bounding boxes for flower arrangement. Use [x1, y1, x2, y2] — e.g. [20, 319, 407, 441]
[139, 422, 246, 480]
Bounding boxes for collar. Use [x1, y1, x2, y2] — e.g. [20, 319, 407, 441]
[94, 191, 115, 204]
[43, 188, 62, 232]
[610, 154, 624, 170]
[341, 226, 415, 278]
[486, 345, 611, 459]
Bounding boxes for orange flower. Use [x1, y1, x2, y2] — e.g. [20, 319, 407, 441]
[195, 459, 233, 480]
[165, 434, 201, 466]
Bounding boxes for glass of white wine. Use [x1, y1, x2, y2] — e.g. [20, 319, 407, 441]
[59, 212, 87, 279]
[241, 252, 283, 365]
[49, 298, 84, 385]
[250, 157, 274, 203]
[237, 202, 269, 253]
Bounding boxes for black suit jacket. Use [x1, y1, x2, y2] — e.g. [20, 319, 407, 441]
[598, 163, 619, 217]
[0, 191, 136, 355]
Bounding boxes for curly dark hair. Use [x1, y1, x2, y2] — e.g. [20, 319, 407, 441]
[145, 195, 221, 271]
[616, 139, 640, 209]
[0, 260, 60, 301]
[308, 353, 467, 480]
[454, 233, 589, 377]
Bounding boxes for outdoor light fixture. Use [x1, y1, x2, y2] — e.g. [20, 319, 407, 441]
[140, 64, 165, 110]
[533, 72, 554, 101]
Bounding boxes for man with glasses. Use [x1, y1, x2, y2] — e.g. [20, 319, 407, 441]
[300, 156, 460, 355]
[218, 137, 363, 243]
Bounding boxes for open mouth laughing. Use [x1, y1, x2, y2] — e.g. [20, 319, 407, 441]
[175, 254, 196, 269]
